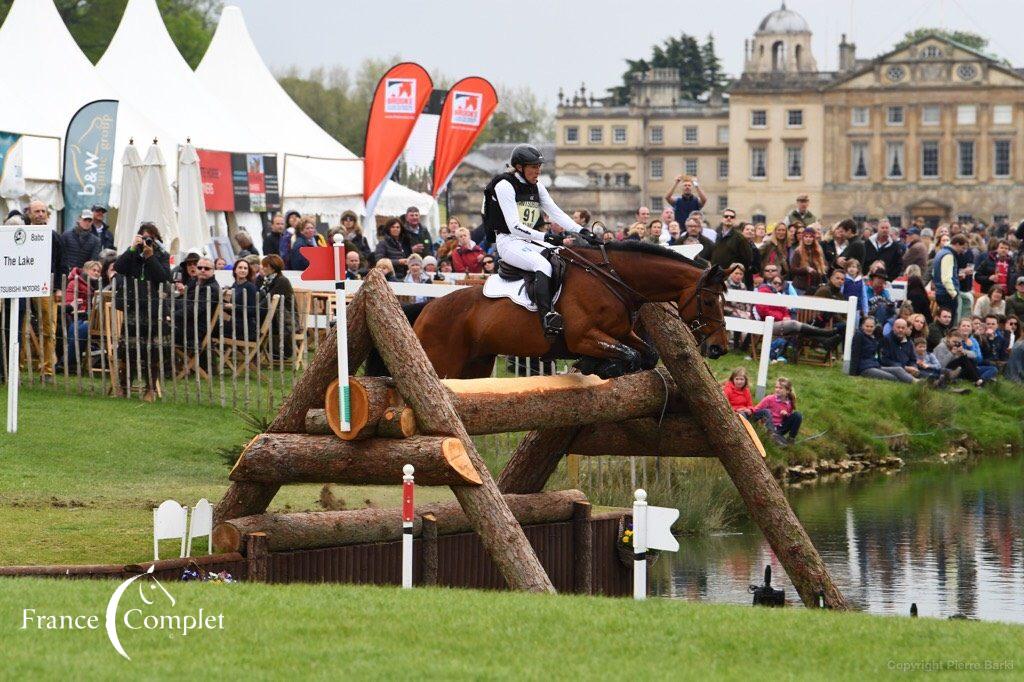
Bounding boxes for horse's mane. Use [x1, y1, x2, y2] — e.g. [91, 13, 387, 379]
[572, 240, 710, 269]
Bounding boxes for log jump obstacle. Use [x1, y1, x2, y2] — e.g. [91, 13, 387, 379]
[214, 270, 848, 607]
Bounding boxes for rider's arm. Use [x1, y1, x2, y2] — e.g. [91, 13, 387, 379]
[494, 179, 548, 242]
[537, 183, 581, 233]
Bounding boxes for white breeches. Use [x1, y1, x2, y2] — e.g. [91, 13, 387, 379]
[495, 234, 552, 277]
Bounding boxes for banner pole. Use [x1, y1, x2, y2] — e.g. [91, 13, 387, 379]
[7, 300, 20, 433]
[633, 489, 647, 601]
[331, 235, 350, 432]
[402, 464, 415, 589]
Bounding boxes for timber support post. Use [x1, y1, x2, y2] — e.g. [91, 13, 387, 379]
[639, 302, 848, 610]
[245, 532, 269, 583]
[361, 270, 555, 593]
[572, 501, 593, 595]
[421, 513, 438, 587]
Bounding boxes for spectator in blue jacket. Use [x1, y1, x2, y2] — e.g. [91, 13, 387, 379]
[879, 318, 919, 383]
[850, 316, 910, 383]
[957, 318, 998, 382]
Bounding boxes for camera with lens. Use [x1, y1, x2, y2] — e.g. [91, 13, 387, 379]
[142, 237, 154, 248]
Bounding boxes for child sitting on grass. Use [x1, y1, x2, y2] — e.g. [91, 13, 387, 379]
[753, 377, 802, 446]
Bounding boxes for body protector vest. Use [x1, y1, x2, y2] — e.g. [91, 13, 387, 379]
[483, 172, 543, 243]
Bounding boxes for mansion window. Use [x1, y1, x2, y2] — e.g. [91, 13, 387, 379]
[994, 140, 1012, 178]
[614, 172, 629, 186]
[613, 126, 627, 143]
[851, 106, 870, 126]
[750, 145, 767, 179]
[717, 157, 729, 180]
[649, 157, 664, 180]
[886, 142, 905, 179]
[649, 126, 664, 144]
[684, 158, 698, 176]
[750, 110, 767, 128]
[958, 141, 975, 177]
[785, 145, 803, 179]
[886, 106, 904, 126]
[993, 105, 1013, 125]
[921, 140, 940, 179]
[717, 125, 729, 144]
[717, 195, 729, 212]
[684, 126, 698, 143]
[589, 126, 604, 144]
[851, 142, 869, 179]
[565, 126, 579, 144]
[887, 215, 903, 229]
[922, 45, 942, 58]
[921, 105, 940, 126]
[956, 105, 977, 126]
[786, 109, 803, 127]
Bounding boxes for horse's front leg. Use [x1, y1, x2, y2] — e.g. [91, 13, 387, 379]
[623, 330, 659, 370]
[572, 329, 641, 378]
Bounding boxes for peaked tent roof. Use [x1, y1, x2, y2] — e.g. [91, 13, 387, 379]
[0, 0, 168, 190]
[195, 5, 434, 221]
[98, 0, 263, 155]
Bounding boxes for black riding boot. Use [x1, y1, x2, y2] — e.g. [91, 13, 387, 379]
[534, 273, 563, 339]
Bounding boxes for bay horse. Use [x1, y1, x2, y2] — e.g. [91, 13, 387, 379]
[410, 241, 732, 379]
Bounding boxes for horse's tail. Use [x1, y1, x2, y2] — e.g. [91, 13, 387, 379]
[363, 300, 431, 376]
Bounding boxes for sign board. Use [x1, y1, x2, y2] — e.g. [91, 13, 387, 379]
[0, 225, 52, 298]
[645, 505, 680, 552]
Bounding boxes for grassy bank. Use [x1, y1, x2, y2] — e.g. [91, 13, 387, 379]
[2, 580, 1020, 678]
[705, 353, 1024, 465]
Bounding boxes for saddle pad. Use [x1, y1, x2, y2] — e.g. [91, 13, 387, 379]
[482, 274, 562, 312]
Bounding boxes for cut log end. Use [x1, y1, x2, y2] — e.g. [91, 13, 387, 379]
[442, 438, 482, 485]
[379, 406, 417, 438]
[326, 378, 371, 441]
[213, 522, 243, 554]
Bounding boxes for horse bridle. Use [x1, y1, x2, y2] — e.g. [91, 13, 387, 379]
[555, 243, 727, 344]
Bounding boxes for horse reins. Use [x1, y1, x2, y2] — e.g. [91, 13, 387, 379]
[555, 244, 727, 344]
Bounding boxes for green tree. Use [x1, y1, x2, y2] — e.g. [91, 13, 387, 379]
[894, 28, 987, 52]
[609, 31, 724, 105]
[475, 85, 553, 146]
[0, 0, 218, 67]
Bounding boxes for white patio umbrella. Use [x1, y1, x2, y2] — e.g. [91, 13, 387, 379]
[176, 142, 208, 254]
[114, 142, 145, 254]
[135, 141, 179, 256]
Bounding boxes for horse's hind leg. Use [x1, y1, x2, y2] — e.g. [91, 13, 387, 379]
[463, 355, 496, 379]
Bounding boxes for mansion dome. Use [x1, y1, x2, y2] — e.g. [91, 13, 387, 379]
[756, 3, 811, 35]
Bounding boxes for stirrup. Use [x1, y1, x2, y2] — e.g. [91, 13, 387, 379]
[542, 311, 564, 338]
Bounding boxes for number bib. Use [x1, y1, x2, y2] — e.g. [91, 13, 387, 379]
[517, 201, 541, 229]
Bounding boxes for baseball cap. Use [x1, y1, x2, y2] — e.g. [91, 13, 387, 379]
[90, 204, 107, 213]
[1016, 276, 1024, 285]
[907, 228, 921, 236]
[79, 209, 93, 219]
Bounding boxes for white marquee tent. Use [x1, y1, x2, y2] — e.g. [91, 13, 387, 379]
[195, 5, 435, 227]
[0, 0, 171, 210]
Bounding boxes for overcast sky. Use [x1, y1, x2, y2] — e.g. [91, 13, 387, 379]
[230, 0, 1024, 103]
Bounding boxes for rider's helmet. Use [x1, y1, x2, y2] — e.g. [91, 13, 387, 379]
[510, 144, 544, 169]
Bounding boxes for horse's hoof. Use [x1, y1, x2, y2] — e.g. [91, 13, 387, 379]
[595, 359, 626, 379]
[574, 357, 598, 375]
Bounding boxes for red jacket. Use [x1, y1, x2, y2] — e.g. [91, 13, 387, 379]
[754, 284, 790, 322]
[64, 267, 93, 313]
[451, 243, 485, 273]
[722, 381, 754, 412]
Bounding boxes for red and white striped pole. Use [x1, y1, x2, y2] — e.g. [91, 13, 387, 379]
[402, 464, 414, 588]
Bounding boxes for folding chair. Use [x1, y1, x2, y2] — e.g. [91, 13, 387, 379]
[222, 295, 280, 376]
[793, 308, 835, 366]
[185, 498, 213, 556]
[153, 500, 188, 561]
[289, 290, 312, 371]
[175, 302, 224, 379]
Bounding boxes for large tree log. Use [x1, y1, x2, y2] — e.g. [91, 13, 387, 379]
[331, 370, 686, 439]
[568, 416, 713, 457]
[215, 288, 372, 524]
[229, 433, 481, 486]
[639, 302, 849, 610]
[361, 270, 554, 593]
[498, 427, 579, 494]
[214, 489, 587, 553]
[325, 378, 416, 440]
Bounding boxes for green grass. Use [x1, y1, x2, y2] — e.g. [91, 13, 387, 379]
[705, 353, 1024, 466]
[2, 580, 1020, 678]
[0, 387, 453, 566]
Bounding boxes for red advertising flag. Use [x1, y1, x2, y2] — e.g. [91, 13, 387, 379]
[431, 77, 498, 197]
[362, 62, 433, 216]
[197, 149, 234, 211]
[299, 245, 345, 281]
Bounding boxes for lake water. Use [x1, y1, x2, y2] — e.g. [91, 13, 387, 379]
[651, 456, 1024, 623]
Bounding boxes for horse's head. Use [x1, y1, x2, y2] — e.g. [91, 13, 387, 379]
[677, 264, 731, 359]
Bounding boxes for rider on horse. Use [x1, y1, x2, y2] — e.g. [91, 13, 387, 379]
[483, 144, 600, 338]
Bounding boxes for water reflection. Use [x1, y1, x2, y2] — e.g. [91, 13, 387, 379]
[651, 456, 1024, 623]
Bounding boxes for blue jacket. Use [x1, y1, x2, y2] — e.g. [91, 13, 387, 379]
[880, 332, 915, 368]
[850, 330, 881, 375]
[931, 246, 960, 299]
